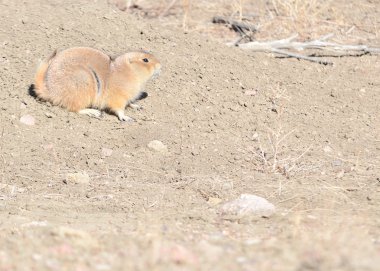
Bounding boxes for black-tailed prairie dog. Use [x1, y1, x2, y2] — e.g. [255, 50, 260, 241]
[33, 47, 161, 121]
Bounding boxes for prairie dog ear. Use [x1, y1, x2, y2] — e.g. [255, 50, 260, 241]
[109, 54, 117, 61]
[109, 54, 127, 63]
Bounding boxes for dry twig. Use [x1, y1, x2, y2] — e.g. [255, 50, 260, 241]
[159, 0, 178, 18]
[235, 34, 380, 65]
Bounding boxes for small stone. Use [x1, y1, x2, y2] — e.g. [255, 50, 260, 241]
[207, 197, 222, 206]
[20, 102, 27, 109]
[359, 88, 366, 93]
[244, 90, 257, 96]
[221, 181, 234, 191]
[323, 146, 332, 153]
[221, 194, 275, 218]
[159, 243, 197, 265]
[52, 226, 99, 248]
[94, 264, 111, 271]
[332, 159, 343, 166]
[50, 244, 73, 256]
[197, 240, 223, 261]
[44, 112, 55, 118]
[101, 148, 113, 157]
[21, 221, 48, 228]
[43, 143, 54, 150]
[336, 170, 345, 178]
[148, 140, 168, 153]
[32, 254, 43, 261]
[244, 238, 261, 245]
[20, 114, 35, 125]
[65, 172, 90, 184]
[236, 257, 247, 263]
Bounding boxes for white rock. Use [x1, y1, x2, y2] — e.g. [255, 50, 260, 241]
[101, 148, 113, 157]
[44, 112, 55, 118]
[336, 169, 345, 178]
[197, 240, 223, 261]
[244, 90, 257, 96]
[21, 220, 48, 228]
[65, 172, 90, 184]
[147, 140, 168, 153]
[221, 194, 275, 218]
[20, 114, 35, 125]
[207, 197, 222, 206]
[52, 226, 99, 248]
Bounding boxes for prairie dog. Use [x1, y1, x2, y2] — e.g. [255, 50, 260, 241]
[33, 47, 161, 121]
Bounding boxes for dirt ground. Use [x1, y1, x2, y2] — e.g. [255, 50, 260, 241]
[0, 0, 379, 270]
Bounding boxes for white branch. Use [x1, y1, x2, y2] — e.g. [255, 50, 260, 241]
[272, 49, 333, 65]
[236, 34, 380, 64]
[159, 0, 178, 18]
[238, 34, 380, 53]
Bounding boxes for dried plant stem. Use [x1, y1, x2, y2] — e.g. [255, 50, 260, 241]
[238, 0, 244, 20]
[236, 34, 380, 64]
[182, 0, 190, 30]
[159, 0, 178, 18]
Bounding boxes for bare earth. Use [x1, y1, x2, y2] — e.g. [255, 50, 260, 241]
[0, 0, 379, 270]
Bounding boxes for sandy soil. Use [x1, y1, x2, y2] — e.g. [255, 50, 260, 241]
[0, 0, 379, 270]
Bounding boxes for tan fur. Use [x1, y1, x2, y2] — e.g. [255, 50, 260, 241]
[33, 47, 161, 120]
[34, 50, 57, 100]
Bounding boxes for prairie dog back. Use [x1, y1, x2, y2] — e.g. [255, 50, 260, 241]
[39, 47, 111, 111]
[33, 47, 161, 121]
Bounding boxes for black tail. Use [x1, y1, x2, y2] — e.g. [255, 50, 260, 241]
[136, 91, 148, 100]
[28, 84, 37, 98]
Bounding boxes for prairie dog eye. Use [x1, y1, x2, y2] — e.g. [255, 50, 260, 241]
[142, 58, 149, 63]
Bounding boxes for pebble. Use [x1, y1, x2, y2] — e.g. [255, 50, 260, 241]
[44, 112, 55, 118]
[52, 226, 99, 248]
[221, 181, 234, 191]
[20, 114, 35, 125]
[336, 170, 345, 178]
[101, 148, 113, 157]
[21, 221, 48, 228]
[221, 194, 275, 218]
[147, 140, 168, 153]
[207, 197, 222, 206]
[65, 172, 90, 184]
[332, 159, 343, 166]
[244, 90, 258, 96]
[197, 240, 223, 261]
[323, 145, 333, 153]
[159, 243, 197, 265]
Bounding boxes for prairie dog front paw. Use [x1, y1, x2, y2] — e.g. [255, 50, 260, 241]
[116, 110, 135, 122]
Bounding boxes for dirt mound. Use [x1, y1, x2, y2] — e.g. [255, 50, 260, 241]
[0, 0, 379, 270]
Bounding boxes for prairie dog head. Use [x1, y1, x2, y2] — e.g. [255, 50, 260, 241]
[122, 51, 161, 81]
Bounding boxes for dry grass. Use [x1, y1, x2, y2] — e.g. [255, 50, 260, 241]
[116, 0, 379, 44]
[251, 85, 314, 179]
[260, 0, 345, 40]
[253, 126, 313, 178]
